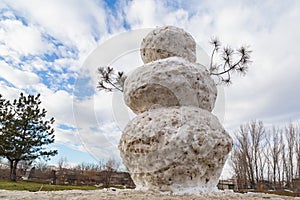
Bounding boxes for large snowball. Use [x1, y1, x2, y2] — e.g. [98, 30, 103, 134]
[123, 57, 217, 114]
[140, 26, 196, 63]
[119, 106, 232, 194]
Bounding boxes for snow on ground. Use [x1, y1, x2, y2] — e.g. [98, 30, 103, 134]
[0, 189, 298, 200]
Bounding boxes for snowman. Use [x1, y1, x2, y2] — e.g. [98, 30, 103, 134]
[119, 26, 232, 194]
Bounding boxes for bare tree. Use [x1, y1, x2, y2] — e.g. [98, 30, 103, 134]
[231, 146, 248, 189]
[266, 127, 281, 188]
[232, 121, 267, 189]
[35, 159, 48, 172]
[232, 120, 300, 191]
[242, 124, 255, 187]
[265, 145, 271, 184]
[295, 124, 300, 178]
[249, 121, 265, 184]
[258, 144, 267, 181]
[278, 131, 285, 188]
[58, 157, 68, 171]
[232, 124, 253, 189]
[286, 123, 296, 187]
[98, 160, 105, 171]
[18, 160, 33, 176]
[103, 158, 120, 188]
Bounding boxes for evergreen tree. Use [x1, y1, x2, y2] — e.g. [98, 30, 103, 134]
[0, 93, 57, 181]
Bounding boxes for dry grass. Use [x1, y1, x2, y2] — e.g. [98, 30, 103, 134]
[253, 190, 300, 197]
[0, 179, 101, 191]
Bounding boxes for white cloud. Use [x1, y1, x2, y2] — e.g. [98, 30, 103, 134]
[124, 0, 190, 29]
[0, 19, 47, 55]
[0, 83, 22, 100]
[0, 0, 116, 161]
[219, 1, 300, 129]
[125, 0, 161, 28]
[0, 60, 40, 87]
[163, 9, 189, 27]
[31, 85, 76, 126]
[54, 126, 79, 145]
[5, 0, 108, 59]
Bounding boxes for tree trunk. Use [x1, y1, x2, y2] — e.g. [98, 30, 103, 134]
[9, 160, 13, 180]
[11, 160, 19, 181]
[267, 161, 270, 183]
[273, 162, 276, 189]
[298, 156, 300, 178]
[277, 164, 281, 188]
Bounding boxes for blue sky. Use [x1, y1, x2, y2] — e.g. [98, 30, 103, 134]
[1, 0, 300, 177]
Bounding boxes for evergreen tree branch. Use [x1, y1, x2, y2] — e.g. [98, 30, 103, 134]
[97, 66, 127, 92]
[209, 38, 252, 85]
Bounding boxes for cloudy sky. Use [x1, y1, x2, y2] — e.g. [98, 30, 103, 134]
[1, 0, 299, 176]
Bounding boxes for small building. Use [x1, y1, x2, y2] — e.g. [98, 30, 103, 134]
[218, 179, 236, 190]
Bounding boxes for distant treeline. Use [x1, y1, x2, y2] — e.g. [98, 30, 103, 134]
[231, 121, 300, 190]
[0, 158, 135, 188]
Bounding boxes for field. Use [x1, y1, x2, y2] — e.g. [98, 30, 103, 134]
[0, 179, 101, 192]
